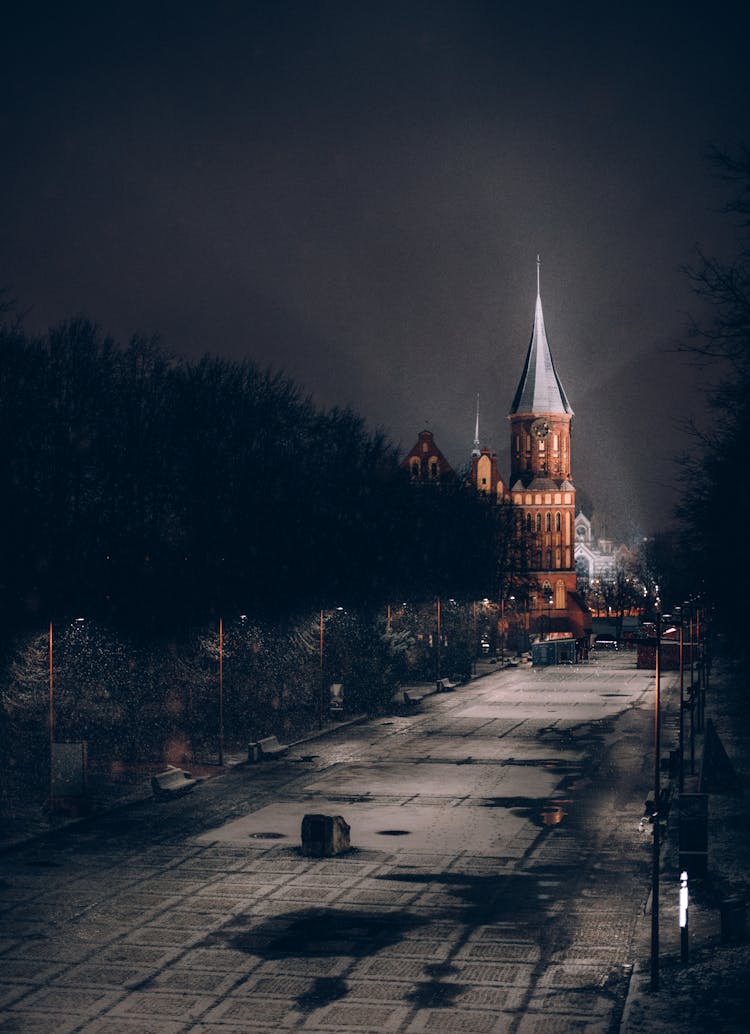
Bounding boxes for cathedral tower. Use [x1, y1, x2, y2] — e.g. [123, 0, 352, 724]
[508, 258, 578, 623]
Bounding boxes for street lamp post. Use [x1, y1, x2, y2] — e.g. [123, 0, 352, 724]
[436, 597, 442, 682]
[319, 609, 325, 729]
[48, 621, 54, 811]
[688, 606, 695, 775]
[677, 606, 684, 794]
[218, 617, 224, 767]
[696, 605, 705, 733]
[500, 594, 505, 665]
[651, 608, 662, 992]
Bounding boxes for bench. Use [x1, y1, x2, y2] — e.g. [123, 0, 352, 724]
[643, 786, 672, 824]
[151, 766, 200, 798]
[436, 678, 459, 692]
[329, 682, 344, 717]
[403, 690, 422, 711]
[248, 735, 288, 762]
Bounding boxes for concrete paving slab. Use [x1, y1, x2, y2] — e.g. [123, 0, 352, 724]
[301, 760, 563, 798]
[2, 653, 700, 1033]
[195, 797, 539, 854]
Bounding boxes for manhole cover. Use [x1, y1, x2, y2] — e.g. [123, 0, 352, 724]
[376, 829, 411, 836]
[248, 832, 287, 839]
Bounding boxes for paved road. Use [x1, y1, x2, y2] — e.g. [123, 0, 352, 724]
[0, 653, 659, 1033]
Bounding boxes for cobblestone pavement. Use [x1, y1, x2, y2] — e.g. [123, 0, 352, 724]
[1, 655, 664, 1033]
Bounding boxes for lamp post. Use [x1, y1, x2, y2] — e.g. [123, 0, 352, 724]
[696, 604, 705, 733]
[688, 604, 695, 775]
[677, 606, 684, 794]
[218, 617, 224, 767]
[436, 597, 442, 682]
[543, 592, 553, 641]
[48, 621, 54, 811]
[651, 607, 662, 992]
[500, 594, 505, 665]
[319, 609, 325, 729]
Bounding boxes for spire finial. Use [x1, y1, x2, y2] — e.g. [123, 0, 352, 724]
[536, 254, 541, 296]
[472, 394, 481, 456]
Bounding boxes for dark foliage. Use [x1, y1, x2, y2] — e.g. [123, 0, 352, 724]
[676, 147, 750, 650]
[0, 317, 513, 632]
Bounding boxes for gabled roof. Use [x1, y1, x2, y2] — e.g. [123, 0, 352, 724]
[509, 270, 573, 416]
[401, 429, 455, 481]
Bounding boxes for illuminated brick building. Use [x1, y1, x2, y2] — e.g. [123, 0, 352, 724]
[470, 259, 590, 640]
[401, 429, 455, 484]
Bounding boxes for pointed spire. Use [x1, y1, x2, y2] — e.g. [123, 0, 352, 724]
[509, 257, 573, 416]
[472, 394, 481, 456]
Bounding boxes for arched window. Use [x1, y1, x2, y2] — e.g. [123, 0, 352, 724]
[535, 550, 542, 568]
[525, 513, 532, 532]
[535, 513, 542, 532]
[555, 512, 561, 531]
[429, 460, 438, 479]
[411, 460, 419, 479]
[545, 512, 551, 532]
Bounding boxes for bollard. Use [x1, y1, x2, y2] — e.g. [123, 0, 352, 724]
[679, 870, 689, 964]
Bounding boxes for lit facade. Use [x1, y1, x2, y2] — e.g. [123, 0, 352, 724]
[470, 261, 589, 639]
[401, 429, 455, 484]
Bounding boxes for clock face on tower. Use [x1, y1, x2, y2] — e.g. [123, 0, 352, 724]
[531, 418, 551, 440]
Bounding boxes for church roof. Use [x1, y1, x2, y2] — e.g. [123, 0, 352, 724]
[509, 266, 573, 416]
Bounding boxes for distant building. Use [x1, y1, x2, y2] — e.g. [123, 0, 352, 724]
[401, 429, 455, 484]
[468, 396, 506, 502]
[574, 513, 633, 585]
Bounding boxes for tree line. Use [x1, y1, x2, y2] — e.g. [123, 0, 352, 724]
[675, 147, 750, 653]
[0, 315, 514, 634]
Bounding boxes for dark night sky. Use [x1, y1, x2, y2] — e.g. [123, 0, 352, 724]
[2, 2, 749, 540]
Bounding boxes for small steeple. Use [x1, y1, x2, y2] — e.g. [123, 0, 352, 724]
[472, 394, 481, 457]
[509, 256, 573, 416]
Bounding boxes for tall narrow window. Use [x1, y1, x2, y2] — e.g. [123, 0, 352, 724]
[535, 513, 541, 532]
[525, 513, 532, 532]
[545, 512, 551, 532]
[546, 548, 552, 568]
[555, 512, 561, 532]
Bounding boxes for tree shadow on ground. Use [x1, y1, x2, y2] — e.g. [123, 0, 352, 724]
[379, 870, 545, 923]
[198, 907, 429, 958]
[295, 975, 350, 1011]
